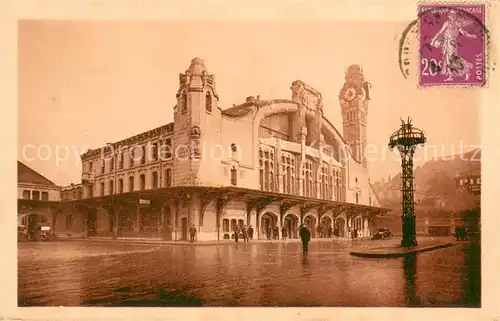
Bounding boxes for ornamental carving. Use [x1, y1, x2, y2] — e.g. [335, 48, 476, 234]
[189, 125, 201, 139]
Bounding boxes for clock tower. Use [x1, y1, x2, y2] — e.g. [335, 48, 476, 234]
[339, 65, 371, 168]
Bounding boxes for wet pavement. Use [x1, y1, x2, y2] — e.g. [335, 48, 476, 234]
[18, 237, 480, 307]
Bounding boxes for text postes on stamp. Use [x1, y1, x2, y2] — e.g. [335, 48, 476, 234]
[418, 3, 486, 87]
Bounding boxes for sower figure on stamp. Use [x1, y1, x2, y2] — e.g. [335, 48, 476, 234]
[299, 224, 311, 255]
[430, 9, 477, 81]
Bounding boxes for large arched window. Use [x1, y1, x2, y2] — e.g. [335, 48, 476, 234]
[281, 152, 296, 194]
[320, 164, 329, 199]
[259, 146, 275, 192]
[303, 159, 313, 197]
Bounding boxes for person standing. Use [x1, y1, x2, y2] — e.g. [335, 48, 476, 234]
[299, 224, 311, 255]
[281, 226, 287, 240]
[234, 226, 239, 243]
[242, 225, 248, 243]
[248, 225, 254, 240]
[189, 225, 197, 243]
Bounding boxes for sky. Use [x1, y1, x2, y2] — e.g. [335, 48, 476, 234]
[18, 20, 481, 186]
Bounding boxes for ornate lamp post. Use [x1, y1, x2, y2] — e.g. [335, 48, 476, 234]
[388, 117, 426, 247]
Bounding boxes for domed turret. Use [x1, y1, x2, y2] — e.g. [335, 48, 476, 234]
[186, 57, 207, 76]
[345, 64, 365, 85]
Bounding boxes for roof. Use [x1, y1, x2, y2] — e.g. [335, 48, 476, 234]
[18, 161, 57, 186]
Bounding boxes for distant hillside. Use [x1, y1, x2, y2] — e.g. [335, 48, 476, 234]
[374, 148, 481, 214]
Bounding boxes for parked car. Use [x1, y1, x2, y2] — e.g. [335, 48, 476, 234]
[372, 228, 393, 240]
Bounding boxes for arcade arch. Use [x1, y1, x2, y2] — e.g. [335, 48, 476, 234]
[260, 212, 278, 239]
[283, 213, 299, 239]
[303, 214, 317, 238]
[320, 215, 333, 238]
[335, 216, 346, 238]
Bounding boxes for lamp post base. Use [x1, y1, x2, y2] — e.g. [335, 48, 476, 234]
[401, 215, 417, 247]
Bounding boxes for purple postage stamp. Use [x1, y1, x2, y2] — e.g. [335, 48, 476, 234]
[418, 3, 487, 87]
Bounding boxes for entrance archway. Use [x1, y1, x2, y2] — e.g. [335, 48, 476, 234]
[260, 212, 278, 240]
[321, 216, 333, 238]
[283, 213, 299, 239]
[335, 217, 346, 237]
[20, 213, 51, 239]
[303, 215, 317, 238]
[180, 217, 188, 241]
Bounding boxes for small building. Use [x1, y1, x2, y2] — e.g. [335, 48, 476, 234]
[17, 161, 62, 238]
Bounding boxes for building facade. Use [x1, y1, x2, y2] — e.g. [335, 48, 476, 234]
[58, 58, 387, 241]
[17, 161, 62, 238]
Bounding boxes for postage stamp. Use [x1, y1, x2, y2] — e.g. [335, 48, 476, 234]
[418, 3, 487, 87]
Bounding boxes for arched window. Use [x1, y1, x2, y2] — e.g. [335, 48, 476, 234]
[223, 219, 229, 232]
[140, 174, 146, 190]
[231, 219, 237, 231]
[152, 171, 158, 189]
[129, 176, 135, 192]
[118, 178, 124, 193]
[303, 159, 313, 197]
[259, 147, 275, 192]
[230, 167, 237, 186]
[320, 164, 328, 199]
[165, 168, 172, 187]
[109, 180, 114, 195]
[281, 152, 296, 194]
[206, 92, 212, 112]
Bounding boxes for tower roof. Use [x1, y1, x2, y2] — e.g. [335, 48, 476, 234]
[346, 64, 363, 75]
[187, 57, 207, 75]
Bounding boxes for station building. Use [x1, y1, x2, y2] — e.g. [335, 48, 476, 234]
[56, 58, 389, 241]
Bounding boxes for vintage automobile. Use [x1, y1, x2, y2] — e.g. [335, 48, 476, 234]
[372, 228, 393, 240]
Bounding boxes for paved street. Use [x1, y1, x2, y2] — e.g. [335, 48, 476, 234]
[18, 237, 480, 307]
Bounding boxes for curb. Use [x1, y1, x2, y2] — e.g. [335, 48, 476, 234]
[53, 237, 364, 246]
[349, 242, 455, 258]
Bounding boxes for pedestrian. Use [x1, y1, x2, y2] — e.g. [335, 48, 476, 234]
[189, 225, 197, 243]
[248, 225, 254, 240]
[234, 226, 239, 243]
[242, 225, 248, 243]
[273, 226, 279, 240]
[266, 226, 271, 240]
[281, 226, 287, 240]
[299, 224, 311, 255]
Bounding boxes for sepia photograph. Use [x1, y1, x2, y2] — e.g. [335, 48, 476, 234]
[7, 0, 499, 317]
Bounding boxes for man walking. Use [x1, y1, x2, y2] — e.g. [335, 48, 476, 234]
[189, 225, 197, 243]
[299, 224, 311, 255]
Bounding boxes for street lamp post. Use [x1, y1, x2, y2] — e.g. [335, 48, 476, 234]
[388, 117, 426, 247]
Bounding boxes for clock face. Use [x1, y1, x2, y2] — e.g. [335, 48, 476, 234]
[344, 87, 358, 101]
